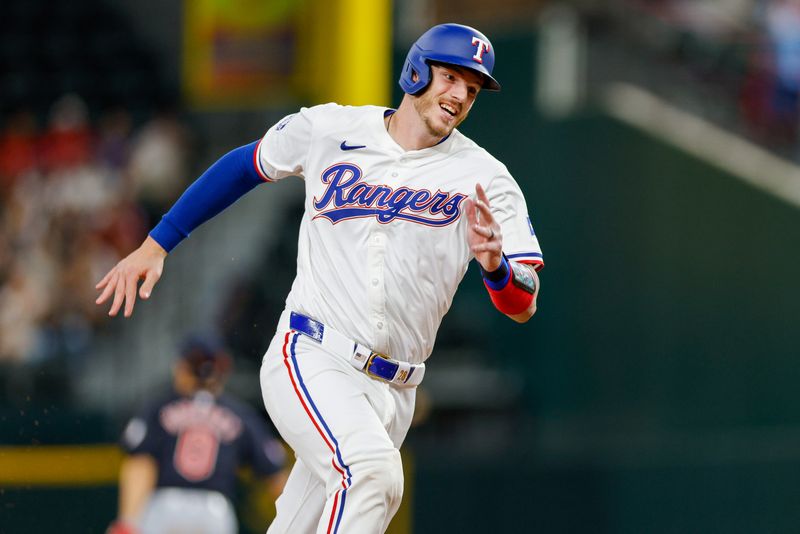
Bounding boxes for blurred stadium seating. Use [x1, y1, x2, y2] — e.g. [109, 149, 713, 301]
[0, 0, 167, 116]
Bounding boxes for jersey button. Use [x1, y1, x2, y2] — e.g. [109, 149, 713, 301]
[391, 172, 398, 177]
[371, 279, 379, 286]
[376, 322, 384, 330]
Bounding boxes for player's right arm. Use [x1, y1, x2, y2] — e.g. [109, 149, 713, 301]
[108, 404, 167, 533]
[96, 106, 319, 318]
[116, 454, 158, 524]
[95, 236, 167, 317]
[95, 140, 269, 317]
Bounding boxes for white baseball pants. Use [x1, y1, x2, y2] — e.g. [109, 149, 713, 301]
[138, 488, 237, 534]
[260, 312, 416, 534]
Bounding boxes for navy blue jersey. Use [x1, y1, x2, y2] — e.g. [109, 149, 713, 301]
[121, 390, 286, 501]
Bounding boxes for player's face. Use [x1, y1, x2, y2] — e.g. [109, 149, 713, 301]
[413, 64, 482, 138]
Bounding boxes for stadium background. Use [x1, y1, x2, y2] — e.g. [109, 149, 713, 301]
[2, 0, 800, 532]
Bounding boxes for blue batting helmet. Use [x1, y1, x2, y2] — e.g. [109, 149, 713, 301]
[399, 23, 501, 95]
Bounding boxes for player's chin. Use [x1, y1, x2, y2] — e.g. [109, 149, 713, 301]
[430, 115, 457, 137]
[443, 109, 469, 133]
[438, 108, 458, 126]
[452, 108, 469, 128]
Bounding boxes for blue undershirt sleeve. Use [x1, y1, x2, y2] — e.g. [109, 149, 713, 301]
[149, 140, 266, 252]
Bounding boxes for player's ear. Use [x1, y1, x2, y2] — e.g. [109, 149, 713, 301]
[412, 70, 419, 83]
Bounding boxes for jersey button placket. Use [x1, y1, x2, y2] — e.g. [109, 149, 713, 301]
[367, 229, 388, 348]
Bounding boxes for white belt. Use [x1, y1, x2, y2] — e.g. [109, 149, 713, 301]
[282, 311, 425, 388]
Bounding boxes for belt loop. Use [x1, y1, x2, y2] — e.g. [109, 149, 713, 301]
[352, 344, 372, 369]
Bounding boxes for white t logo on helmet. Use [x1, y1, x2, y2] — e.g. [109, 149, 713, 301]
[471, 36, 490, 63]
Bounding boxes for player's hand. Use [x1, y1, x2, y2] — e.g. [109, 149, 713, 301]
[464, 182, 502, 272]
[95, 236, 167, 318]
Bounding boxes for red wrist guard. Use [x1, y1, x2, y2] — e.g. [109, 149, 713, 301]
[482, 259, 536, 315]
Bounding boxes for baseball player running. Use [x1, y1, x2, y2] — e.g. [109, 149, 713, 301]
[107, 336, 287, 534]
[96, 23, 543, 534]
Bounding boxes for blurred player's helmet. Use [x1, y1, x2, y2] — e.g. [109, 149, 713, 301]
[179, 334, 232, 383]
[399, 23, 501, 95]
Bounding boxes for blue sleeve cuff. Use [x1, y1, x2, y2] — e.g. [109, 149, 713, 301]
[149, 216, 189, 253]
[480, 255, 512, 290]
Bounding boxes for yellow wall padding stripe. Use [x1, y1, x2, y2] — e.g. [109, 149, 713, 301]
[0, 445, 122, 486]
[385, 450, 412, 534]
[1, 444, 412, 533]
[305, 0, 392, 106]
[333, 0, 392, 106]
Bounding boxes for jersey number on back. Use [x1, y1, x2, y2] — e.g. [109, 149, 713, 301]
[174, 426, 219, 481]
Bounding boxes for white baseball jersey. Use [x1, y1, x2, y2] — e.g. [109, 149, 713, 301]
[255, 103, 543, 364]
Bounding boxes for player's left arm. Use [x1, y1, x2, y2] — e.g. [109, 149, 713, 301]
[465, 183, 540, 323]
[503, 262, 539, 323]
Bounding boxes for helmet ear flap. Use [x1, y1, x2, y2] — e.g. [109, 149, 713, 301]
[400, 52, 431, 95]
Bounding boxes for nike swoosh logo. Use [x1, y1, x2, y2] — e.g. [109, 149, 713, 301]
[340, 141, 366, 151]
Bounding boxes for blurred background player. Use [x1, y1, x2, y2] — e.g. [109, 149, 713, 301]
[107, 335, 288, 534]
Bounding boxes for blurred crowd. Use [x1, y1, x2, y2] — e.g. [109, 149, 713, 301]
[647, 0, 800, 148]
[750, 0, 800, 143]
[0, 94, 189, 364]
[617, 0, 800, 149]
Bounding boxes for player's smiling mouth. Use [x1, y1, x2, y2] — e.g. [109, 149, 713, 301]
[439, 103, 457, 116]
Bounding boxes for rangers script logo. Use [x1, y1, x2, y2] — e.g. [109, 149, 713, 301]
[313, 163, 467, 226]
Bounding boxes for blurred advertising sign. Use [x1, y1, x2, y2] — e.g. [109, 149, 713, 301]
[183, 0, 298, 108]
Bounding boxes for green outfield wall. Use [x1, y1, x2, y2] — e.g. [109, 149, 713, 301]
[409, 32, 800, 532]
[414, 109, 800, 533]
